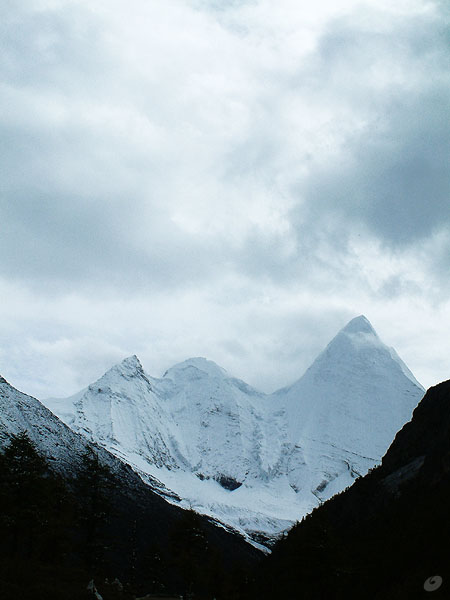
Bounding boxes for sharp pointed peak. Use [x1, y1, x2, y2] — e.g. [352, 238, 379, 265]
[83, 355, 152, 397]
[119, 355, 143, 369]
[105, 355, 145, 379]
[340, 315, 377, 336]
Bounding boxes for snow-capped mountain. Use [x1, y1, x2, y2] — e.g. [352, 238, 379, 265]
[44, 316, 425, 542]
[49, 355, 183, 470]
[155, 357, 288, 485]
[274, 315, 424, 503]
[46, 356, 294, 539]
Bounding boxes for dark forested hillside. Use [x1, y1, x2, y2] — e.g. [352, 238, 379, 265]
[0, 375, 262, 599]
[248, 380, 450, 599]
[0, 434, 261, 600]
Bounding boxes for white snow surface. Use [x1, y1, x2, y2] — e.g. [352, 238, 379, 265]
[44, 316, 425, 542]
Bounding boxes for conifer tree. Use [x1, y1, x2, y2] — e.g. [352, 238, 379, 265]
[76, 449, 113, 576]
[0, 432, 52, 557]
[0, 430, 72, 579]
[168, 508, 209, 598]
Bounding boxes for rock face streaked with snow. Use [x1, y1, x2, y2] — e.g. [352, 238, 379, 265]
[0, 374, 108, 474]
[44, 316, 425, 542]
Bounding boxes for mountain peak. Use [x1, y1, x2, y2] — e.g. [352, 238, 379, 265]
[0, 375, 7, 385]
[109, 355, 145, 379]
[340, 315, 377, 336]
[120, 354, 142, 369]
[163, 357, 228, 380]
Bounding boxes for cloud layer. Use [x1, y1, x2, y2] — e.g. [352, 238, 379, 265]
[1, 0, 449, 397]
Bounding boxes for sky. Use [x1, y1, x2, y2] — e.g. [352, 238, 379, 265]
[1, 0, 449, 399]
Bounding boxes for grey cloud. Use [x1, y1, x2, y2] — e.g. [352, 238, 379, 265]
[0, 192, 232, 292]
[2, 0, 448, 299]
[218, 339, 246, 358]
[0, 16, 226, 291]
[192, 0, 256, 11]
[212, 4, 450, 292]
[0, 3, 111, 94]
[0, 119, 233, 292]
[302, 83, 450, 245]
[291, 8, 450, 260]
[377, 274, 424, 300]
[1, 0, 450, 398]
[229, 224, 354, 295]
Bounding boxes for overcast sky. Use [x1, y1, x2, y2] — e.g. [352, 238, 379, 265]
[1, 0, 449, 399]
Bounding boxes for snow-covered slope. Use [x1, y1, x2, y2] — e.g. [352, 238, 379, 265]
[156, 357, 288, 484]
[0, 374, 105, 473]
[273, 315, 424, 503]
[44, 316, 425, 542]
[47, 355, 184, 471]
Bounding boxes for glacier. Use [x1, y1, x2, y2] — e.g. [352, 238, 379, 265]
[43, 316, 425, 544]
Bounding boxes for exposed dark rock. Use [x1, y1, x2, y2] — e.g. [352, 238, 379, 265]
[215, 474, 242, 491]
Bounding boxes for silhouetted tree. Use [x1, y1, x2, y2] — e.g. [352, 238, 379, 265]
[0, 431, 69, 560]
[76, 449, 113, 576]
[169, 508, 210, 597]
